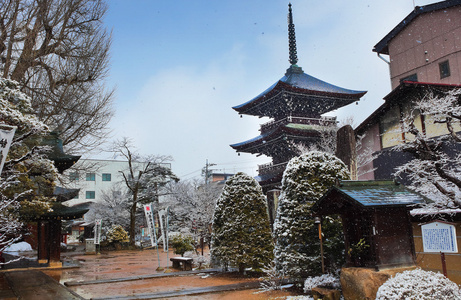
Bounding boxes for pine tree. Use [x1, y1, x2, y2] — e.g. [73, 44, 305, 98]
[0, 77, 57, 252]
[211, 172, 273, 274]
[273, 151, 349, 279]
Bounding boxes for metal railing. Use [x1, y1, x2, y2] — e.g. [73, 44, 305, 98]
[260, 116, 337, 132]
[258, 162, 288, 174]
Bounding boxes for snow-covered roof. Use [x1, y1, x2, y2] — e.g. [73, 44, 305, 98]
[230, 121, 320, 153]
[313, 180, 429, 214]
[232, 65, 366, 118]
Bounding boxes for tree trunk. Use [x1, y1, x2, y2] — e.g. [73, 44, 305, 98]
[129, 202, 136, 247]
[239, 263, 245, 275]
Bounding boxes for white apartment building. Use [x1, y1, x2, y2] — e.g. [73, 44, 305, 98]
[63, 159, 171, 206]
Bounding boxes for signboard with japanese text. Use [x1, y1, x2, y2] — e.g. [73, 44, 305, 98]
[94, 219, 102, 245]
[421, 221, 458, 253]
[144, 204, 156, 247]
[0, 125, 16, 175]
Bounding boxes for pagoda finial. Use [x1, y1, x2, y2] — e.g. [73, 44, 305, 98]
[288, 3, 298, 66]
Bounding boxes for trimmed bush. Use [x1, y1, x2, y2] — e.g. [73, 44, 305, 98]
[106, 225, 129, 244]
[170, 234, 195, 256]
[376, 268, 461, 300]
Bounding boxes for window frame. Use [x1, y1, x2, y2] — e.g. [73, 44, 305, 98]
[439, 60, 450, 79]
[102, 173, 112, 181]
[86, 173, 96, 181]
[85, 191, 96, 199]
[69, 172, 79, 181]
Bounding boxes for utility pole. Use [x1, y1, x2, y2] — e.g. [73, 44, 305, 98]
[202, 159, 216, 185]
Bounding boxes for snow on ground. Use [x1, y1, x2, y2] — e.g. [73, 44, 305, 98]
[4, 242, 32, 253]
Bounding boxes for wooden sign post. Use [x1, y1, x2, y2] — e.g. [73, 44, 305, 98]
[421, 221, 458, 277]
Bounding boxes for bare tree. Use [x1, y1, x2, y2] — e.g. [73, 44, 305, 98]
[0, 0, 114, 153]
[85, 186, 131, 231]
[167, 179, 221, 244]
[112, 138, 179, 246]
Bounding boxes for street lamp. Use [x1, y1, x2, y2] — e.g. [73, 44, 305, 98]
[314, 216, 325, 274]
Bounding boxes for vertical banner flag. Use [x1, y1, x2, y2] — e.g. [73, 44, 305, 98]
[158, 208, 167, 252]
[0, 125, 16, 175]
[94, 219, 102, 245]
[144, 204, 156, 247]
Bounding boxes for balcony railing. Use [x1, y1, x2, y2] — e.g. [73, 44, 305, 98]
[260, 116, 337, 133]
[258, 162, 288, 175]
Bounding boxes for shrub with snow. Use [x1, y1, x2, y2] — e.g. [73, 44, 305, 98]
[106, 225, 129, 244]
[273, 151, 349, 279]
[376, 268, 461, 300]
[211, 172, 273, 274]
[170, 234, 195, 256]
[304, 273, 341, 293]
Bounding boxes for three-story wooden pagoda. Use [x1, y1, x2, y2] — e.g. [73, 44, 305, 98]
[231, 4, 366, 223]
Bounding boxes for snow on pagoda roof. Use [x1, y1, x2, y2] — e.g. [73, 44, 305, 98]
[230, 120, 321, 153]
[232, 65, 366, 118]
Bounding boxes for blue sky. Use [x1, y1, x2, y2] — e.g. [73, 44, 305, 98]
[101, 0, 437, 180]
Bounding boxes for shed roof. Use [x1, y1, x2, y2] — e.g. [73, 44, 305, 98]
[313, 180, 429, 215]
[373, 0, 461, 54]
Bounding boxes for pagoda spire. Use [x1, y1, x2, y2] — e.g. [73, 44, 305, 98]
[288, 3, 298, 66]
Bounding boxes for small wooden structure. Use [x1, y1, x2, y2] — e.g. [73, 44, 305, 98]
[31, 132, 85, 266]
[170, 257, 193, 271]
[313, 180, 428, 270]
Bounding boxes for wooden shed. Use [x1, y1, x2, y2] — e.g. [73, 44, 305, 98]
[313, 180, 428, 270]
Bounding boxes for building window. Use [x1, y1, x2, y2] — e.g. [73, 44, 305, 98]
[86, 173, 95, 181]
[102, 173, 111, 181]
[439, 60, 450, 79]
[69, 172, 79, 181]
[401, 73, 418, 83]
[86, 191, 95, 199]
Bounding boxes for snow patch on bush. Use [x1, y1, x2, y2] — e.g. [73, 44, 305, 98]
[304, 273, 341, 293]
[376, 268, 461, 300]
[4, 241, 32, 252]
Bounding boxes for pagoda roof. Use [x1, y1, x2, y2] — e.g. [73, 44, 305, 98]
[230, 121, 321, 154]
[42, 132, 80, 173]
[28, 202, 89, 221]
[233, 65, 366, 118]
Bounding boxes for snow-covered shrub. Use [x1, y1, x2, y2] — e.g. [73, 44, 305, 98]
[273, 151, 349, 279]
[304, 273, 341, 293]
[106, 225, 129, 244]
[376, 268, 461, 300]
[170, 234, 195, 256]
[0, 78, 57, 253]
[211, 172, 273, 274]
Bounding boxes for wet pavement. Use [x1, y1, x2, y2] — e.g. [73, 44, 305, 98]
[1, 244, 300, 299]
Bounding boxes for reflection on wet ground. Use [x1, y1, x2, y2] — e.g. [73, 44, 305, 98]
[42, 244, 299, 299]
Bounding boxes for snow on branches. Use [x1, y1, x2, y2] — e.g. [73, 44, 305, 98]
[0, 77, 56, 255]
[211, 172, 273, 274]
[393, 88, 461, 209]
[376, 268, 461, 300]
[273, 151, 349, 279]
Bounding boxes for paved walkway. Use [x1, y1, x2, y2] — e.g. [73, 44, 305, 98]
[3, 270, 84, 300]
[91, 281, 263, 300]
[64, 268, 221, 286]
